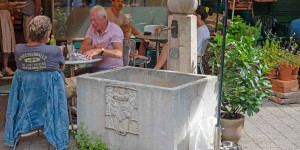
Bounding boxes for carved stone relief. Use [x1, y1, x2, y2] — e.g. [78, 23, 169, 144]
[105, 85, 139, 135]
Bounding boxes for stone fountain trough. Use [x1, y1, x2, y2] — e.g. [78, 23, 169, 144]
[77, 66, 218, 150]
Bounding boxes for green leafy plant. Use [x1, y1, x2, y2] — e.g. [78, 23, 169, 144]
[209, 17, 271, 119]
[261, 39, 281, 69]
[74, 123, 112, 150]
[226, 16, 262, 41]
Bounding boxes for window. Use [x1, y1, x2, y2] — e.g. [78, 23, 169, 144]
[53, 0, 168, 40]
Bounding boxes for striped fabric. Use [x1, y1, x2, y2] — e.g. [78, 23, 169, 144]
[0, 10, 16, 53]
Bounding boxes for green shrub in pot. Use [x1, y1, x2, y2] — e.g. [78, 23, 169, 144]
[209, 17, 271, 119]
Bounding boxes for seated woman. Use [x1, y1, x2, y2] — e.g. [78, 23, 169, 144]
[154, 6, 212, 70]
[14, 15, 65, 77]
[14, 16, 78, 98]
[5, 15, 69, 149]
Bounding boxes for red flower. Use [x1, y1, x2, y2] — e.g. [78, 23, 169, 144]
[227, 20, 231, 26]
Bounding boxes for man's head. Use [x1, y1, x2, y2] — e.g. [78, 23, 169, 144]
[112, 0, 124, 11]
[90, 5, 107, 32]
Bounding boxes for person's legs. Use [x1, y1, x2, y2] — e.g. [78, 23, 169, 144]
[138, 39, 147, 56]
[23, 16, 33, 43]
[138, 39, 148, 67]
[154, 45, 168, 70]
[0, 10, 15, 76]
[2, 53, 14, 76]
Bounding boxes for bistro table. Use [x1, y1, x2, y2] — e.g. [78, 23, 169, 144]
[65, 58, 102, 117]
[138, 34, 168, 61]
[65, 58, 102, 77]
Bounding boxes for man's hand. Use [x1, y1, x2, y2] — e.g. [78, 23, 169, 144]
[83, 48, 102, 59]
[137, 32, 143, 37]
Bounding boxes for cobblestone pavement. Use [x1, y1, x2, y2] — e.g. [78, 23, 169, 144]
[1, 99, 300, 150]
[239, 99, 300, 150]
[0, 127, 78, 150]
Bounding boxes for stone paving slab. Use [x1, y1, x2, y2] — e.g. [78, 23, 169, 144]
[240, 99, 300, 150]
[1, 99, 300, 150]
[0, 127, 78, 150]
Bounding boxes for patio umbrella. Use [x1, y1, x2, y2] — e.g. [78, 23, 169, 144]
[214, 0, 229, 149]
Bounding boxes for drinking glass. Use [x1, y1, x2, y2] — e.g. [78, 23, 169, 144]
[67, 40, 73, 55]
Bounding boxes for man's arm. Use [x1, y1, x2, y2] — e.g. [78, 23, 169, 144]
[80, 38, 108, 53]
[83, 42, 123, 59]
[34, 0, 41, 17]
[129, 23, 142, 36]
[60, 64, 65, 70]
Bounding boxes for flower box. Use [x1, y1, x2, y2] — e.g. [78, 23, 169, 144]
[228, 1, 253, 10]
[254, 0, 278, 2]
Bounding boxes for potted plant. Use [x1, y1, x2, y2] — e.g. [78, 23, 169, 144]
[261, 39, 281, 79]
[228, 0, 253, 10]
[276, 36, 298, 81]
[209, 17, 271, 143]
[291, 54, 300, 80]
[286, 36, 300, 80]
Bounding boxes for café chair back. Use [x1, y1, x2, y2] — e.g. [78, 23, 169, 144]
[4, 69, 69, 150]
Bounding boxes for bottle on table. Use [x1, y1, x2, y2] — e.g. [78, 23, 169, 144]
[50, 35, 56, 45]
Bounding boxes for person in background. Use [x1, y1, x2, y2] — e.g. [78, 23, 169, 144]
[0, 0, 16, 77]
[154, 5, 212, 70]
[80, 5, 123, 72]
[106, 0, 142, 38]
[14, 15, 65, 77]
[289, 18, 300, 38]
[21, 0, 41, 42]
[106, 0, 151, 66]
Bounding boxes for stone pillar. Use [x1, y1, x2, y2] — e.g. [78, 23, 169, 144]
[167, 0, 198, 74]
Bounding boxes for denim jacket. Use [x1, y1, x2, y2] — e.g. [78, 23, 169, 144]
[4, 69, 69, 150]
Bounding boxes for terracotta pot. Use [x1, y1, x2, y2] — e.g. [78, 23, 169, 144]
[291, 75, 298, 80]
[292, 67, 299, 75]
[266, 68, 277, 79]
[228, 1, 253, 10]
[167, 0, 198, 14]
[221, 114, 245, 144]
[279, 64, 293, 81]
[291, 67, 299, 80]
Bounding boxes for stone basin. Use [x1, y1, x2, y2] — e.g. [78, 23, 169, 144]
[77, 66, 218, 150]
